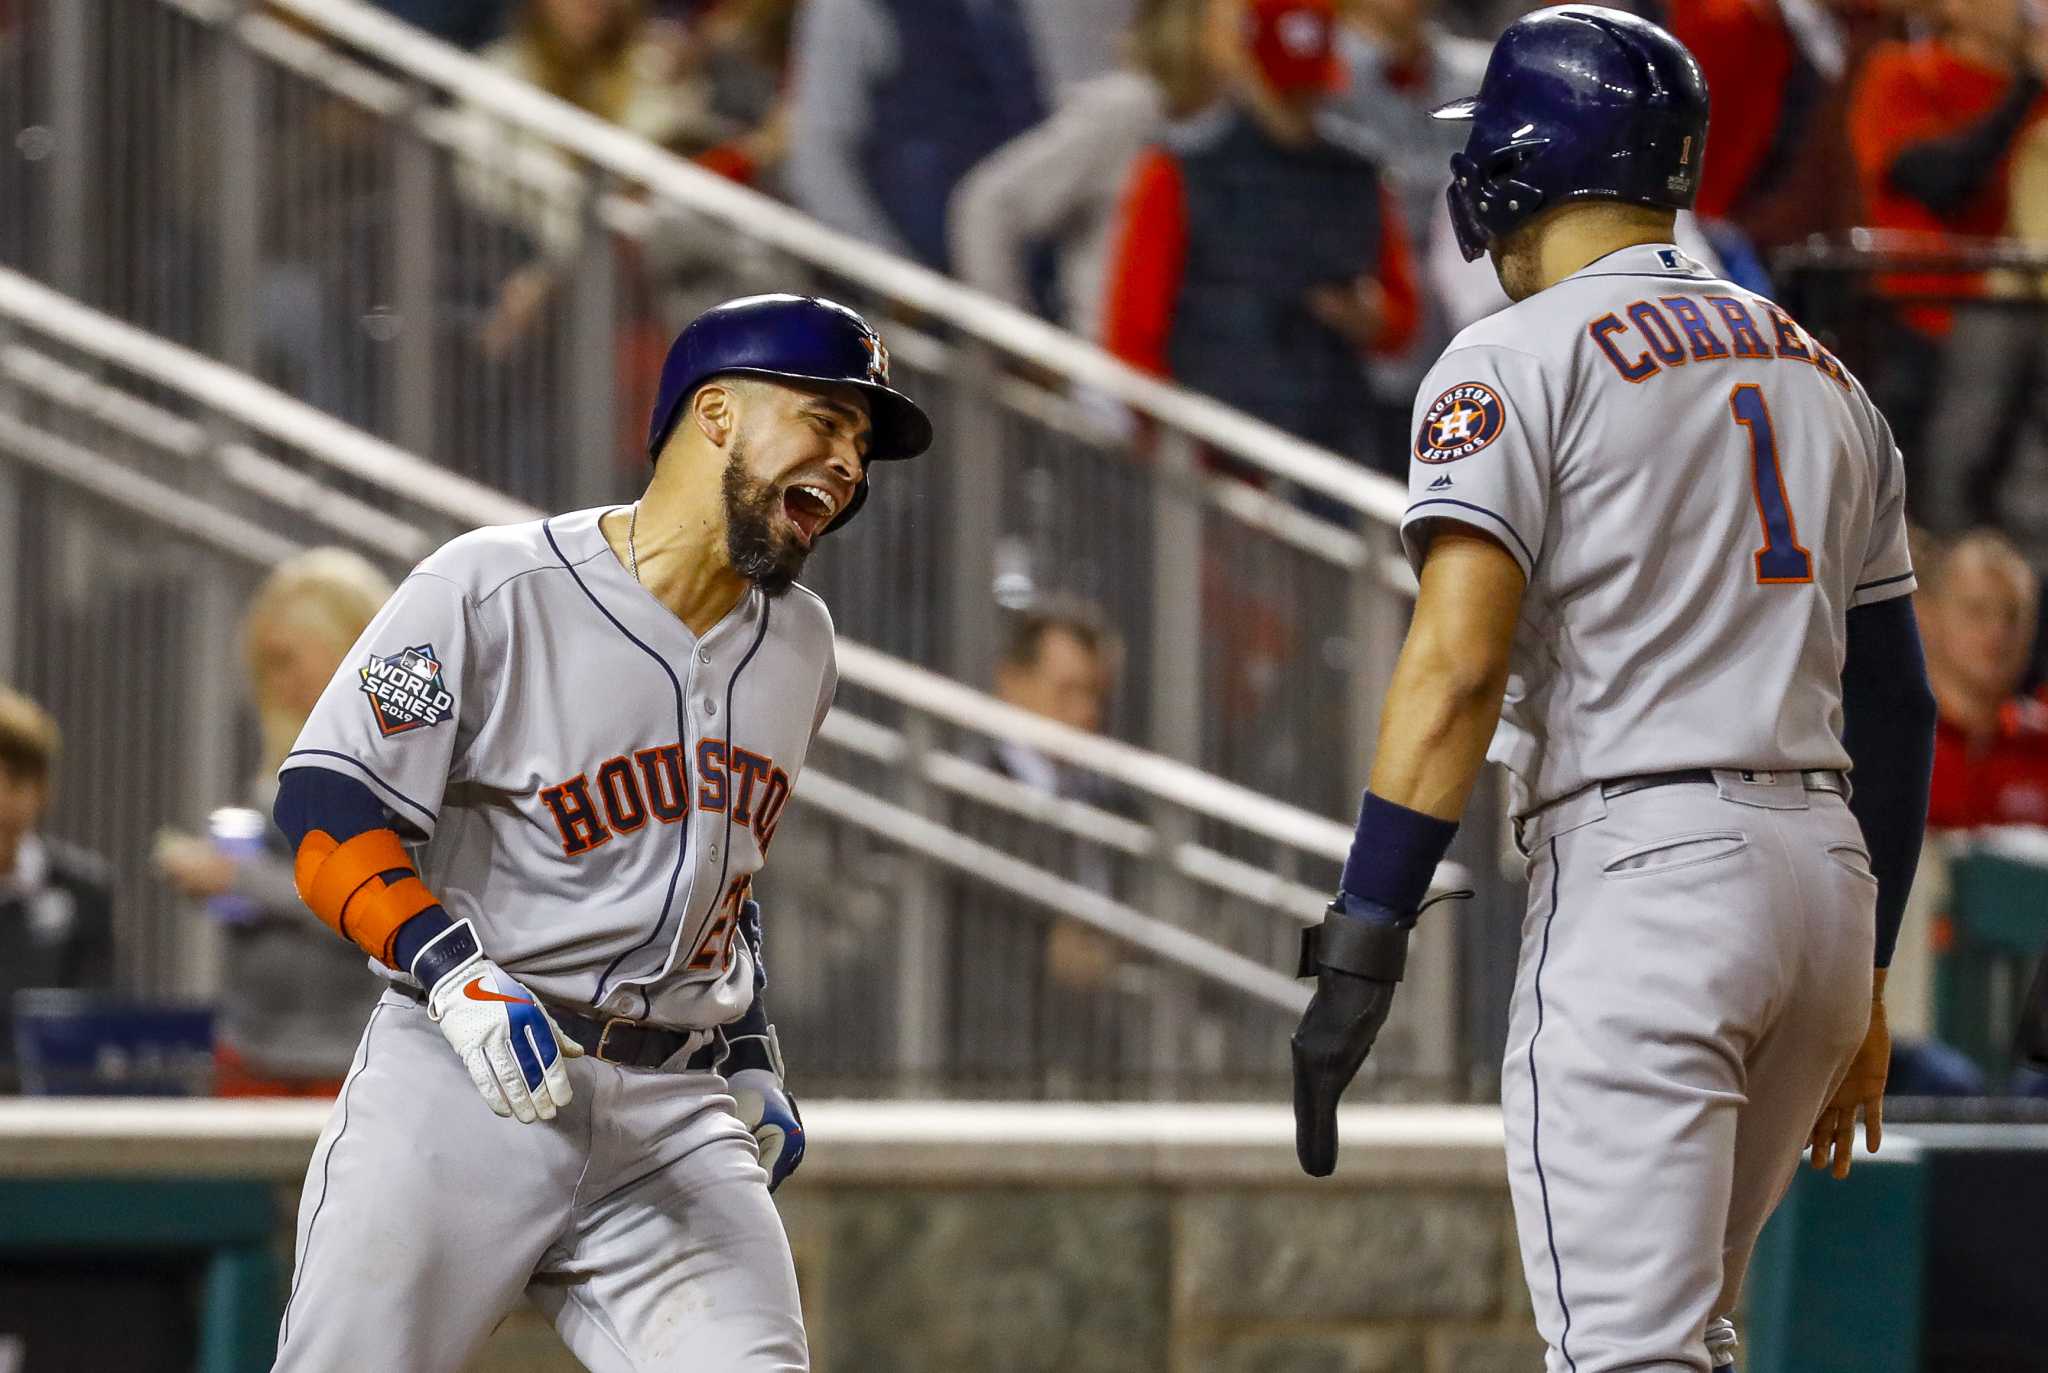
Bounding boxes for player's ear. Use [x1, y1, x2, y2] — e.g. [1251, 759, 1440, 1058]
[691, 382, 741, 449]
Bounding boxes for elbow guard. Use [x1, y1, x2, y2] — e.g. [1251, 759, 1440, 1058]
[293, 828, 441, 967]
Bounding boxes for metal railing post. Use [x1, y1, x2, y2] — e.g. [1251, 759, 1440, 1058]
[892, 713, 948, 1091]
[40, 0, 98, 298]
[945, 341, 1001, 684]
[561, 173, 621, 510]
[1143, 429, 1206, 1093]
[213, 11, 263, 372]
[0, 320, 20, 681]
[1344, 522, 1405, 785]
[389, 100, 441, 459]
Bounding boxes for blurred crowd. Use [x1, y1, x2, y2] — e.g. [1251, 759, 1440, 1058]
[5, 0, 2048, 1099]
[350, 0, 2048, 493]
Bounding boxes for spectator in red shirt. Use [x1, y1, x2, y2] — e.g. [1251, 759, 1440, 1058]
[1102, 0, 1419, 474]
[1846, 0, 2048, 459]
[1921, 530, 2048, 829]
[1665, 0, 1892, 254]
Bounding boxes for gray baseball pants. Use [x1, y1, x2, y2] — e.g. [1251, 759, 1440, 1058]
[1504, 770, 1876, 1373]
[272, 989, 808, 1373]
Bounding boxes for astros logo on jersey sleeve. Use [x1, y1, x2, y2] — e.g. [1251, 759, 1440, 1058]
[1416, 383, 1507, 464]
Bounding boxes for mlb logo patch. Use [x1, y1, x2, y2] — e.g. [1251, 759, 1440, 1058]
[359, 643, 455, 736]
[1415, 382, 1506, 464]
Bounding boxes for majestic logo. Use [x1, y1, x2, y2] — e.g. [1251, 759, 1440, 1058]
[1415, 383, 1506, 464]
[1427, 473, 1454, 491]
[359, 644, 455, 736]
[861, 330, 890, 384]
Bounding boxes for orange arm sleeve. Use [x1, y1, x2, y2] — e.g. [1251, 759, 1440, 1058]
[1101, 148, 1189, 375]
[1371, 186, 1422, 357]
[294, 828, 442, 968]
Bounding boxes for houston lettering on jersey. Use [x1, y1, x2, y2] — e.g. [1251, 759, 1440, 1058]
[537, 740, 794, 858]
[1586, 294, 1848, 389]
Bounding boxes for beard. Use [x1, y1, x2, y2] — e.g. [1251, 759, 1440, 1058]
[722, 437, 810, 598]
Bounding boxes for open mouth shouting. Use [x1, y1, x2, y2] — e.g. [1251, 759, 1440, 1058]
[782, 481, 843, 548]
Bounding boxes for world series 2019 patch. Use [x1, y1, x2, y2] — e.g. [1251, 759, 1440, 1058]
[359, 644, 454, 736]
[1415, 382, 1507, 464]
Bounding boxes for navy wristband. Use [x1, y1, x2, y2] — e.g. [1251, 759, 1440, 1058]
[1340, 791, 1459, 917]
[408, 916, 477, 991]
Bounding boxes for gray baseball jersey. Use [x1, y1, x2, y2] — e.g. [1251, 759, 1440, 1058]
[1400, 243, 1914, 817]
[273, 505, 828, 1373]
[284, 504, 835, 1028]
[1399, 243, 1906, 1372]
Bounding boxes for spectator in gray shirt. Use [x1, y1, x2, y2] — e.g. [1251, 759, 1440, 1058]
[154, 550, 392, 1096]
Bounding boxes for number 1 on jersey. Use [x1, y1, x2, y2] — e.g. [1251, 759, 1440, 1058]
[1730, 383, 1813, 585]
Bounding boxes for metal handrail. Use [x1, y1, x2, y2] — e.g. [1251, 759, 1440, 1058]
[0, 268, 1341, 1015]
[1773, 229, 2048, 276]
[0, 265, 1353, 861]
[245, 0, 1408, 528]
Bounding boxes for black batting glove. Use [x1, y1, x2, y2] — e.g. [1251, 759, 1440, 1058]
[1290, 898, 1413, 1177]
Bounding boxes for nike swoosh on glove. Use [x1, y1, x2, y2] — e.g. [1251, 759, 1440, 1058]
[728, 1067, 805, 1192]
[415, 919, 582, 1123]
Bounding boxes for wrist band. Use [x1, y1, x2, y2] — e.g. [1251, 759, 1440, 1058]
[1340, 791, 1459, 915]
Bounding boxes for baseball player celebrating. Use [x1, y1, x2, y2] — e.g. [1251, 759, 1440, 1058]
[1288, 10, 1936, 1372]
[267, 294, 930, 1372]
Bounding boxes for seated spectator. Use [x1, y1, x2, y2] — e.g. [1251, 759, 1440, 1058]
[154, 551, 393, 1096]
[948, 0, 1216, 339]
[787, 0, 1049, 270]
[667, 0, 801, 190]
[1846, 0, 2048, 461]
[463, 0, 698, 353]
[1921, 530, 2048, 828]
[374, 0, 510, 46]
[0, 689, 113, 1092]
[1102, 0, 1419, 473]
[953, 601, 1141, 1095]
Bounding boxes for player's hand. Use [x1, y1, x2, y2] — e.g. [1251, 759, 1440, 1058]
[1291, 967, 1401, 1177]
[2015, 945, 2048, 1070]
[728, 1068, 806, 1192]
[1808, 993, 1888, 1179]
[416, 920, 582, 1124]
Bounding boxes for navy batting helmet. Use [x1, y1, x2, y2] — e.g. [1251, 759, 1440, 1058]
[647, 294, 933, 531]
[1432, 5, 1709, 262]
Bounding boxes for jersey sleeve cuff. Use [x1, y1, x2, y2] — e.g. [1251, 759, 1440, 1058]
[1850, 570, 1917, 608]
[1400, 498, 1537, 582]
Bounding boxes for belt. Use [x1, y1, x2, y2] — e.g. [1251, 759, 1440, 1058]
[547, 1005, 723, 1071]
[393, 981, 722, 1071]
[1599, 767, 1847, 801]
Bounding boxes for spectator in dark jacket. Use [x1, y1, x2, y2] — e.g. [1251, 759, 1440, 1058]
[373, 0, 509, 46]
[1103, 0, 1419, 472]
[787, 0, 1049, 269]
[0, 689, 114, 1091]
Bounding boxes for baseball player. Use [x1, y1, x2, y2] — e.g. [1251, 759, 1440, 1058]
[1287, 10, 1936, 1372]
[267, 294, 931, 1372]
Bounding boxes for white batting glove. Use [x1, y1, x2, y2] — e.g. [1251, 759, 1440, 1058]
[725, 1026, 804, 1191]
[412, 919, 582, 1123]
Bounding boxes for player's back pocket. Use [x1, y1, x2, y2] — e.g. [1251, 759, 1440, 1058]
[1599, 829, 1749, 880]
